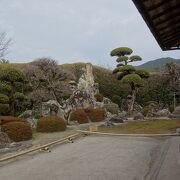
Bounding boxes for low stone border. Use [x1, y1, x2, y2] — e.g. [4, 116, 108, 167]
[77, 130, 180, 137]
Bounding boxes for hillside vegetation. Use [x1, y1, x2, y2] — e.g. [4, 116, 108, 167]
[137, 57, 180, 70]
[0, 60, 179, 110]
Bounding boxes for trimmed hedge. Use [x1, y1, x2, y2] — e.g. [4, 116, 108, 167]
[69, 108, 106, 124]
[1, 121, 32, 142]
[37, 116, 66, 132]
[0, 116, 26, 125]
[85, 108, 106, 122]
[0, 104, 10, 115]
[70, 109, 89, 124]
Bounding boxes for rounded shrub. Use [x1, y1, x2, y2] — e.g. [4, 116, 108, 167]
[110, 47, 133, 56]
[85, 108, 106, 122]
[37, 116, 66, 132]
[0, 81, 12, 93]
[13, 92, 28, 100]
[94, 93, 103, 102]
[0, 94, 9, 103]
[119, 65, 136, 73]
[1, 121, 32, 142]
[0, 116, 26, 125]
[70, 109, 89, 124]
[0, 68, 25, 83]
[135, 69, 149, 79]
[0, 104, 10, 115]
[112, 95, 121, 106]
[104, 103, 119, 115]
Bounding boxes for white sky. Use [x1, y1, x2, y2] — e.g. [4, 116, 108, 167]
[0, 0, 179, 68]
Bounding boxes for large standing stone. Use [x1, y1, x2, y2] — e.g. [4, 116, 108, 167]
[133, 112, 144, 120]
[155, 109, 171, 117]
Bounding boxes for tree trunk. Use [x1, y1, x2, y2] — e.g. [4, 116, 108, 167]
[128, 84, 136, 114]
[173, 92, 176, 110]
[130, 89, 136, 112]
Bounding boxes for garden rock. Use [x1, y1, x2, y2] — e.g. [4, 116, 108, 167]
[42, 100, 65, 118]
[133, 113, 144, 120]
[19, 110, 38, 128]
[108, 116, 124, 123]
[0, 132, 11, 149]
[155, 109, 171, 117]
[118, 111, 128, 118]
[0, 141, 32, 153]
[99, 118, 115, 127]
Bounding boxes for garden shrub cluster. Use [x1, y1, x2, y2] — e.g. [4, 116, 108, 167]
[0, 67, 27, 116]
[85, 108, 106, 122]
[0, 116, 26, 125]
[0, 93, 9, 103]
[70, 109, 89, 124]
[1, 119, 32, 142]
[70, 108, 106, 124]
[37, 116, 66, 132]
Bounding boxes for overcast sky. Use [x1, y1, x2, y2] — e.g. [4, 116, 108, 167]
[0, 0, 180, 67]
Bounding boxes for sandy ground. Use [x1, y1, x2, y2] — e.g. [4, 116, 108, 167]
[0, 135, 179, 180]
[0, 123, 91, 159]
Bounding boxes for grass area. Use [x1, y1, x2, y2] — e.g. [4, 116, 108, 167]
[99, 120, 180, 134]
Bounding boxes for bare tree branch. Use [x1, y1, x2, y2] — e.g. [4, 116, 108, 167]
[0, 31, 12, 59]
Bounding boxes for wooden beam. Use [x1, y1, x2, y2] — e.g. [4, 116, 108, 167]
[157, 20, 180, 32]
[132, 0, 180, 51]
[163, 36, 180, 44]
[132, 0, 165, 50]
[147, 0, 170, 12]
[151, 4, 180, 20]
[160, 29, 180, 38]
[154, 11, 180, 26]
[163, 46, 180, 50]
[162, 30, 180, 37]
[162, 32, 180, 42]
[154, 16, 180, 30]
[165, 39, 180, 47]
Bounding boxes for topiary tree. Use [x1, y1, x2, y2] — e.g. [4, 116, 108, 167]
[0, 67, 27, 115]
[110, 47, 142, 66]
[110, 47, 149, 113]
[69, 109, 89, 124]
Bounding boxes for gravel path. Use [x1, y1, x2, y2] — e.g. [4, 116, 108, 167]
[1, 135, 178, 180]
